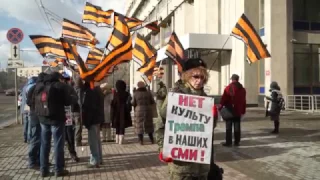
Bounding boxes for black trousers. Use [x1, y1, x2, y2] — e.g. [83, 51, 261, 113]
[225, 116, 241, 144]
[65, 126, 77, 157]
[116, 128, 125, 135]
[138, 133, 154, 141]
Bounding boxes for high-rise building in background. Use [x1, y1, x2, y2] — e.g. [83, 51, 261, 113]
[126, 0, 320, 106]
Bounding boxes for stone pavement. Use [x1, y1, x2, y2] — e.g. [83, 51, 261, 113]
[0, 109, 319, 180]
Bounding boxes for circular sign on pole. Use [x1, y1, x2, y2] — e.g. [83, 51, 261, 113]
[7, 28, 24, 44]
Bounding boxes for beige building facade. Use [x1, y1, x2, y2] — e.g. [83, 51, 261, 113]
[126, 0, 320, 106]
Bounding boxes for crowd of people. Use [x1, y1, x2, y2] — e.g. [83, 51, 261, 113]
[20, 58, 285, 179]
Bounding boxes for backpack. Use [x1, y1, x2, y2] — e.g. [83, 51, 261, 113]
[34, 83, 56, 117]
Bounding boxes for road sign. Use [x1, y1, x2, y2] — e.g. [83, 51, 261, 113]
[7, 60, 23, 68]
[10, 44, 20, 60]
[7, 28, 24, 44]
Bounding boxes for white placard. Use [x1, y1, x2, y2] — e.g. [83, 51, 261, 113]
[65, 106, 73, 126]
[163, 92, 214, 164]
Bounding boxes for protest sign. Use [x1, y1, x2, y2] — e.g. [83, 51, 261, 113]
[65, 106, 73, 126]
[163, 92, 214, 164]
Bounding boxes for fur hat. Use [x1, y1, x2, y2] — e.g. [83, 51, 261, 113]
[182, 58, 207, 72]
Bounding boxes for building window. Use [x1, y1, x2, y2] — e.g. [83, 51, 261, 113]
[294, 43, 320, 94]
[293, 0, 320, 31]
[259, 0, 265, 36]
[259, 0, 264, 28]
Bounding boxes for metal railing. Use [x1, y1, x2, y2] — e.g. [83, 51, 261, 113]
[285, 95, 314, 112]
[313, 95, 320, 112]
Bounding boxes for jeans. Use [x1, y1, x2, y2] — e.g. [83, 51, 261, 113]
[65, 125, 77, 157]
[40, 121, 65, 173]
[73, 112, 82, 144]
[88, 124, 102, 165]
[28, 112, 41, 167]
[23, 113, 30, 142]
[225, 116, 241, 145]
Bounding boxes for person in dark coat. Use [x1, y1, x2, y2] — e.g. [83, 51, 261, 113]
[81, 82, 104, 168]
[265, 81, 284, 134]
[132, 81, 155, 145]
[111, 80, 132, 144]
[219, 74, 246, 147]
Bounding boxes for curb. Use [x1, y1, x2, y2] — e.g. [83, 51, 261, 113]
[0, 118, 16, 130]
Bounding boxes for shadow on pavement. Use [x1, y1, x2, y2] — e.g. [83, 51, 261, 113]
[214, 127, 320, 163]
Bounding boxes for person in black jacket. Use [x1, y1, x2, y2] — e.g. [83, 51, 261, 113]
[81, 81, 104, 168]
[61, 73, 79, 162]
[35, 72, 77, 177]
[265, 81, 284, 134]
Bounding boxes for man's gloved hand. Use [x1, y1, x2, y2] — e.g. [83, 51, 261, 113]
[159, 152, 173, 163]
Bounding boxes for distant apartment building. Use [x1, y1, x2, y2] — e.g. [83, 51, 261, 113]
[126, 0, 320, 106]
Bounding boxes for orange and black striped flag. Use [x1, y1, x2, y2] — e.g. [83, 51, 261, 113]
[29, 35, 66, 58]
[82, 2, 114, 28]
[231, 13, 271, 64]
[86, 47, 104, 70]
[60, 38, 88, 75]
[80, 13, 132, 82]
[133, 33, 157, 67]
[114, 12, 159, 32]
[138, 56, 157, 85]
[62, 18, 98, 48]
[165, 31, 186, 73]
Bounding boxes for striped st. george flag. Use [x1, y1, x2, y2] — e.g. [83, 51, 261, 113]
[231, 13, 271, 64]
[138, 56, 157, 85]
[116, 12, 159, 32]
[85, 47, 104, 70]
[60, 38, 88, 75]
[80, 13, 132, 82]
[133, 33, 157, 67]
[82, 2, 114, 28]
[62, 18, 98, 48]
[165, 31, 186, 73]
[82, 2, 159, 32]
[29, 35, 66, 58]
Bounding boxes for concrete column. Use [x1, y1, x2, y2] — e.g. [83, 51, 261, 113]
[243, 0, 259, 105]
[194, 0, 219, 33]
[264, 0, 294, 96]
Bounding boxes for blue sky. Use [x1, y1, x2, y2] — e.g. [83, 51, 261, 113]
[0, 0, 126, 68]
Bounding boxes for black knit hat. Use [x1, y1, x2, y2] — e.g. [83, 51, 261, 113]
[230, 74, 239, 81]
[182, 58, 207, 72]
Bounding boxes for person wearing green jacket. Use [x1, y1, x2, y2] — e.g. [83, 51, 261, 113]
[155, 58, 211, 180]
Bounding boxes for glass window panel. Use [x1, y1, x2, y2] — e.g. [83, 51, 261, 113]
[294, 43, 311, 53]
[293, 0, 307, 21]
[312, 52, 320, 84]
[306, 0, 320, 22]
[294, 53, 312, 86]
[259, 0, 264, 28]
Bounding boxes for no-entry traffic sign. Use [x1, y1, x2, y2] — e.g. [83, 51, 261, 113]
[7, 28, 24, 44]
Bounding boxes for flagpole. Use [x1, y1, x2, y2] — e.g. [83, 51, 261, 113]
[208, 35, 231, 71]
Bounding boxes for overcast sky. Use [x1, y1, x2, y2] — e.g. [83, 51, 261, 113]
[0, 0, 126, 68]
